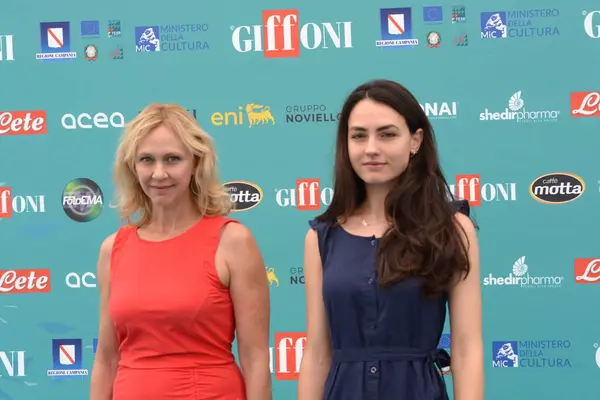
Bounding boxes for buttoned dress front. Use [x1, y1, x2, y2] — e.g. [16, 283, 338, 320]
[309, 200, 467, 400]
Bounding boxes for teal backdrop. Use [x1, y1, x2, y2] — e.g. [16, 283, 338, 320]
[1, 0, 599, 399]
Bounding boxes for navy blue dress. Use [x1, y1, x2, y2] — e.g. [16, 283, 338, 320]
[309, 200, 469, 400]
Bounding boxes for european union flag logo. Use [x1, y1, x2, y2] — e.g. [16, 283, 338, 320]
[81, 20, 99, 36]
[424, 6, 443, 23]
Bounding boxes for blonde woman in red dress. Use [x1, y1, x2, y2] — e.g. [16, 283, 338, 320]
[90, 103, 272, 400]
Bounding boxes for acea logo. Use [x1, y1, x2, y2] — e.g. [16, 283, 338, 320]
[480, 9, 560, 40]
[61, 111, 125, 130]
[211, 104, 275, 127]
[65, 271, 96, 288]
[483, 256, 564, 289]
[480, 91, 560, 123]
[492, 340, 571, 368]
[135, 23, 209, 52]
[529, 172, 585, 204]
[62, 178, 104, 222]
[224, 181, 262, 212]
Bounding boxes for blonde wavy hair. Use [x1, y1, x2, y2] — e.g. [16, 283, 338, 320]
[113, 103, 233, 226]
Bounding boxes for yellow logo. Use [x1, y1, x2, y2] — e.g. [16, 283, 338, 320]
[266, 266, 279, 287]
[211, 103, 276, 127]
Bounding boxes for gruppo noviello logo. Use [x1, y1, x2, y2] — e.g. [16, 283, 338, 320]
[479, 91, 560, 123]
[480, 9, 560, 40]
[135, 23, 209, 52]
[377, 8, 419, 48]
[211, 104, 275, 127]
[61, 178, 104, 222]
[284, 104, 339, 124]
[492, 340, 572, 368]
[36, 22, 77, 61]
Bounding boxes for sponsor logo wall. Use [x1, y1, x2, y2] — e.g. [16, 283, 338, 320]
[0, 2, 598, 399]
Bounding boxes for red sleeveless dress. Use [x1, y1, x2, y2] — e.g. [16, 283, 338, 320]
[108, 216, 246, 400]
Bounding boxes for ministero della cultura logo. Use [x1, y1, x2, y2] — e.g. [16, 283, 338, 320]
[483, 256, 564, 289]
[479, 90, 560, 123]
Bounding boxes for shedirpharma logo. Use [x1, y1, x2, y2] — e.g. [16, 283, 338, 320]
[492, 340, 572, 368]
[480, 9, 560, 39]
[285, 104, 340, 124]
[135, 23, 209, 52]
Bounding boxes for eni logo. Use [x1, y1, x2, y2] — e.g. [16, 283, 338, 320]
[266, 266, 279, 287]
[529, 172, 585, 204]
[210, 103, 276, 127]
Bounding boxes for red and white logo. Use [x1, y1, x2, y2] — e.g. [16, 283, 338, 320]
[272, 332, 306, 380]
[575, 258, 600, 284]
[0, 269, 51, 294]
[571, 92, 600, 118]
[0, 187, 46, 218]
[0, 111, 47, 136]
[451, 174, 517, 206]
[275, 179, 333, 210]
[231, 9, 353, 58]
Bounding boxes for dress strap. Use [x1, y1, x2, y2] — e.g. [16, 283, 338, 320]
[308, 218, 334, 267]
[451, 199, 470, 217]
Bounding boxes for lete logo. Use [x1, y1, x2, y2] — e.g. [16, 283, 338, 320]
[61, 112, 125, 130]
[529, 172, 585, 204]
[0, 269, 51, 293]
[575, 259, 600, 284]
[571, 91, 600, 118]
[0, 111, 47, 136]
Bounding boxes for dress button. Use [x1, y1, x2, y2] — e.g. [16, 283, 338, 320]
[370, 240, 376, 246]
[369, 323, 376, 330]
[370, 366, 377, 373]
[368, 278, 373, 284]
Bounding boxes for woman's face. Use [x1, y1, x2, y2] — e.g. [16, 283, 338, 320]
[347, 99, 422, 187]
[134, 125, 196, 207]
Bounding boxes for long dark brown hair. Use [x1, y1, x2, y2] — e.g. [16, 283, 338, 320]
[316, 79, 472, 298]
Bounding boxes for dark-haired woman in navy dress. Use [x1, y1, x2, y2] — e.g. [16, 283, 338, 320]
[298, 80, 484, 400]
